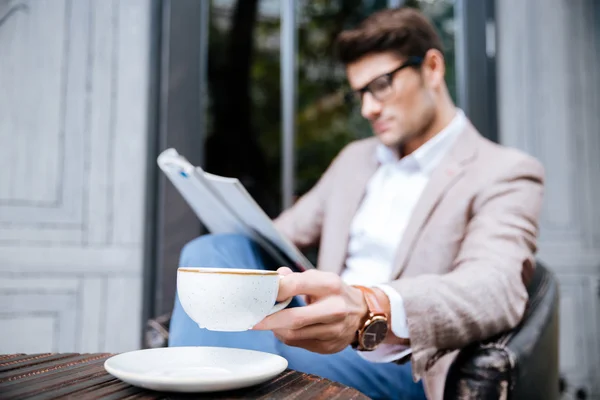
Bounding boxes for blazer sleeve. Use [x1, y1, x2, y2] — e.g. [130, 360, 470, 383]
[388, 156, 545, 379]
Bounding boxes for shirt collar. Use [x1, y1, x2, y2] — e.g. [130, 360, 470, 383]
[376, 108, 466, 174]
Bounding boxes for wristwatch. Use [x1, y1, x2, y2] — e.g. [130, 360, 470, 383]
[351, 285, 389, 351]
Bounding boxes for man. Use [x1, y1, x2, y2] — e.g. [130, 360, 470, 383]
[169, 7, 544, 400]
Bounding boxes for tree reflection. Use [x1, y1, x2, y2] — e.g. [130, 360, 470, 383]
[204, 0, 455, 217]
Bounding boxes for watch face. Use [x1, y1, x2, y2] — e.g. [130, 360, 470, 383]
[362, 318, 388, 350]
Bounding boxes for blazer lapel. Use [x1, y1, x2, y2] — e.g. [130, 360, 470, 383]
[389, 124, 481, 279]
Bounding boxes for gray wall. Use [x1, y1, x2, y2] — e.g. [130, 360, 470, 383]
[0, 0, 153, 354]
[497, 0, 600, 397]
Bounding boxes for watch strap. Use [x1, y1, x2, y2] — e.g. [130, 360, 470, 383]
[352, 285, 386, 317]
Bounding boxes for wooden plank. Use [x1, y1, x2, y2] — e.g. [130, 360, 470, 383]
[103, 277, 142, 352]
[0, 0, 87, 225]
[0, 247, 142, 273]
[85, 0, 117, 245]
[79, 277, 105, 353]
[37, 373, 121, 399]
[52, 0, 88, 226]
[0, 353, 81, 377]
[0, 225, 82, 245]
[0, 292, 77, 353]
[0, 353, 74, 374]
[0, 275, 79, 291]
[0, 356, 108, 398]
[0, 315, 55, 354]
[0, 294, 75, 314]
[0, 0, 67, 204]
[111, 0, 153, 245]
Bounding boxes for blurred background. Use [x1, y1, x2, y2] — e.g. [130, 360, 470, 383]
[0, 0, 598, 398]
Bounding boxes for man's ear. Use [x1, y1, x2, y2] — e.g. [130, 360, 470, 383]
[421, 49, 446, 89]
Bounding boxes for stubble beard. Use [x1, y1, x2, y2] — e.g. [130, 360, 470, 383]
[393, 106, 437, 156]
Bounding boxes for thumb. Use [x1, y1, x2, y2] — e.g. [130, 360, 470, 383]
[275, 267, 294, 302]
[277, 266, 294, 276]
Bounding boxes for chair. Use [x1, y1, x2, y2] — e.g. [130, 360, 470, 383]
[444, 262, 560, 400]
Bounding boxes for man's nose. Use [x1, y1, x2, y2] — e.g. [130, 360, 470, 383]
[360, 92, 382, 120]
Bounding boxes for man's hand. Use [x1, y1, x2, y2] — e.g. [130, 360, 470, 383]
[252, 267, 368, 354]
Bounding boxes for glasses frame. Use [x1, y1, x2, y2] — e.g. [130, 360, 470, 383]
[345, 56, 424, 106]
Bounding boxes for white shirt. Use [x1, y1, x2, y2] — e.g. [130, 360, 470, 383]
[340, 109, 466, 362]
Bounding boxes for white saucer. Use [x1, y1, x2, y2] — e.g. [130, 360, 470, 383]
[104, 347, 288, 393]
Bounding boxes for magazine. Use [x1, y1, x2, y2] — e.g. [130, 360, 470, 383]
[157, 148, 314, 272]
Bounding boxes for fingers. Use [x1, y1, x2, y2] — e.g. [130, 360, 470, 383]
[277, 270, 344, 300]
[253, 296, 346, 330]
[277, 266, 294, 276]
[275, 267, 294, 302]
[274, 323, 346, 342]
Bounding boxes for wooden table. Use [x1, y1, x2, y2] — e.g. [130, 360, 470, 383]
[0, 353, 370, 399]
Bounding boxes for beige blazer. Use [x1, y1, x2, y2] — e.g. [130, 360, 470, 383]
[273, 121, 545, 400]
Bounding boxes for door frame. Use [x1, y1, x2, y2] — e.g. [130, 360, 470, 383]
[142, 0, 208, 340]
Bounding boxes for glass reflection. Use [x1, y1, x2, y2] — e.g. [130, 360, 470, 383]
[204, 0, 456, 219]
[295, 0, 456, 198]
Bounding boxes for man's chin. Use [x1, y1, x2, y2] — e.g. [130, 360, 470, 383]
[376, 131, 404, 148]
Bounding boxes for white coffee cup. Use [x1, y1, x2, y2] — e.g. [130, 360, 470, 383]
[177, 267, 292, 331]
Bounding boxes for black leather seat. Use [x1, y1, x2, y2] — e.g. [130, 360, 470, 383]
[444, 262, 560, 400]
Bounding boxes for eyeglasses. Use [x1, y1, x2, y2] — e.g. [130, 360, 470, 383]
[344, 56, 423, 106]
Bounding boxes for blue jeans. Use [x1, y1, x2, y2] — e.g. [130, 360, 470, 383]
[169, 234, 426, 400]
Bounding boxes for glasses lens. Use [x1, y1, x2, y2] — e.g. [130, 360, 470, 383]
[369, 77, 394, 101]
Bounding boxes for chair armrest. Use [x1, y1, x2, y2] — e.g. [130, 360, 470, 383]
[444, 263, 560, 400]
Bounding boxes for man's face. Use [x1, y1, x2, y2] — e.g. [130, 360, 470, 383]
[346, 52, 437, 150]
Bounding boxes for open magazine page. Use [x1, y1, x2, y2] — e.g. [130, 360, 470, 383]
[157, 149, 314, 272]
[203, 172, 314, 271]
[157, 150, 248, 235]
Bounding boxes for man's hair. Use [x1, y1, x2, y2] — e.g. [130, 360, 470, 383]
[335, 7, 444, 65]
